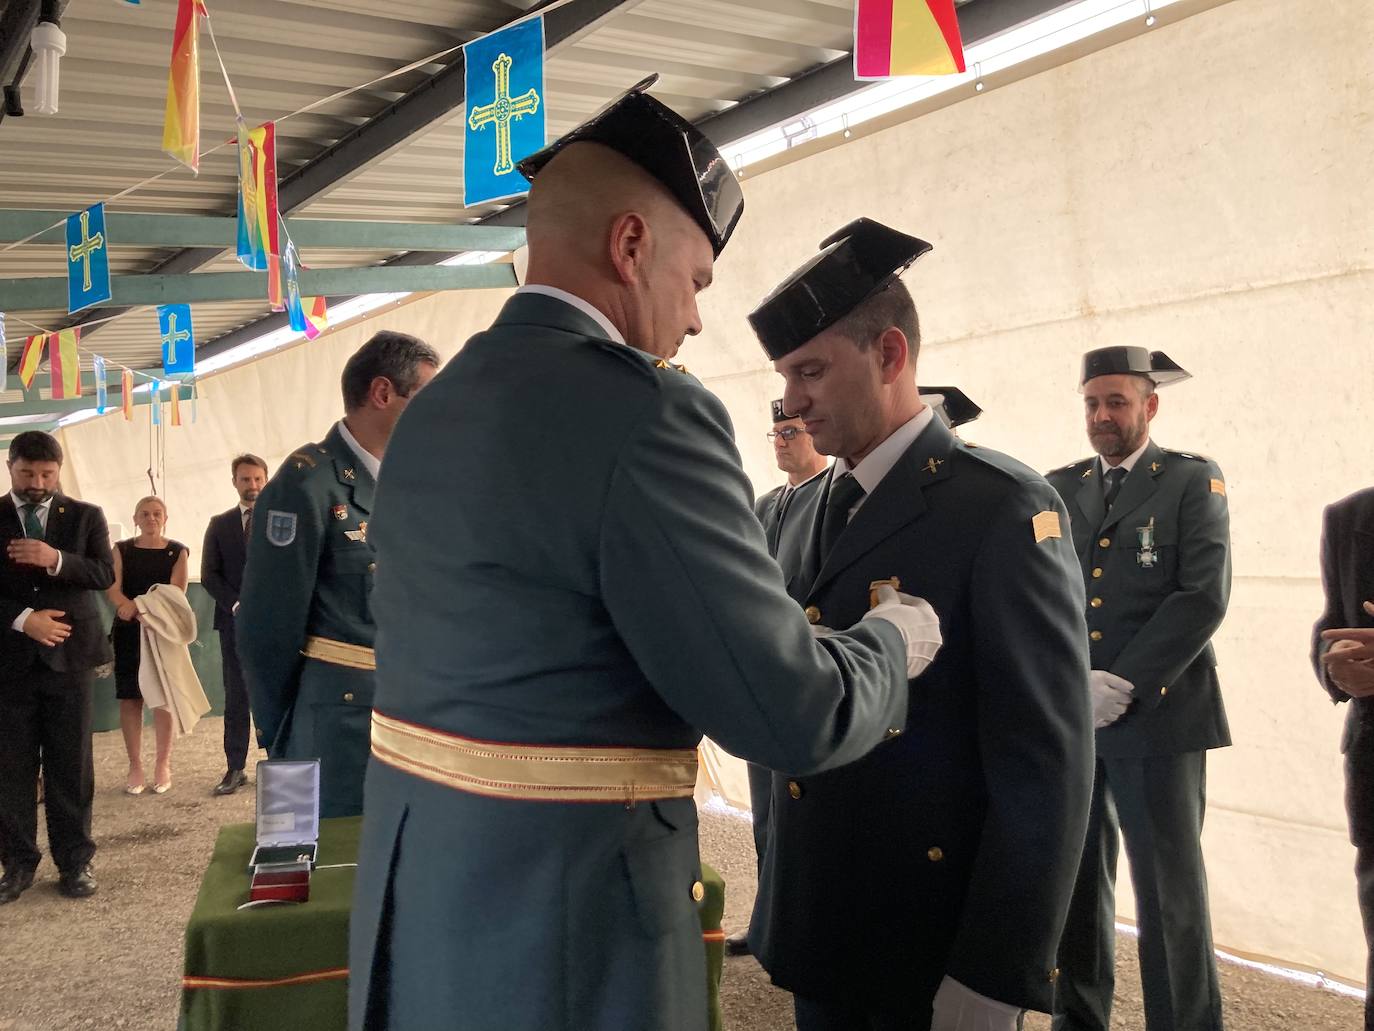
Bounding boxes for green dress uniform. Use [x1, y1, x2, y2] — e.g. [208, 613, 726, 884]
[237, 423, 378, 819]
[746, 220, 1095, 1028]
[348, 82, 912, 1031]
[1047, 347, 1232, 1031]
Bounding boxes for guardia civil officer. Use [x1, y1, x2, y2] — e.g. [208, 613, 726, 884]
[729, 399, 831, 957]
[236, 331, 438, 819]
[1047, 346, 1231, 1031]
[748, 219, 1094, 1031]
[348, 78, 943, 1031]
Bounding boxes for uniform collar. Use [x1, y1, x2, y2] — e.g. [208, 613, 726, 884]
[1099, 436, 1150, 478]
[834, 405, 935, 498]
[336, 420, 381, 482]
[515, 285, 626, 346]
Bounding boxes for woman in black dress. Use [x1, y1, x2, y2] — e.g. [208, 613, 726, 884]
[106, 496, 190, 794]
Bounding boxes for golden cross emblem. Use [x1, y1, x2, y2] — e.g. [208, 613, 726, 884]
[468, 53, 541, 176]
[161, 312, 190, 365]
[68, 209, 105, 292]
[1150, 462, 1162, 473]
[924, 457, 944, 475]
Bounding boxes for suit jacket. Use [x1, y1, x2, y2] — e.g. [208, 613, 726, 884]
[201, 506, 248, 632]
[752, 418, 1094, 1016]
[1311, 487, 1374, 844]
[1046, 440, 1232, 757]
[754, 468, 828, 569]
[237, 423, 377, 753]
[347, 291, 911, 1031]
[0, 493, 115, 677]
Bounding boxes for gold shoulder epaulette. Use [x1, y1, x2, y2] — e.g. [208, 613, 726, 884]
[289, 451, 317, 470]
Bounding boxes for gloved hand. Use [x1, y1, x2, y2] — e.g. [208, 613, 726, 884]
[931, 975, 1022, 1031]
[1090, 669, 1133, 728]
[860, 585, 941, 679]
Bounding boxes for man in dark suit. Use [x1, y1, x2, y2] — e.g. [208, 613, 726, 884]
[748, 219, 1094, 1031]
[201, 453, 268, 796]
[728, 399, 831, 957]
[1311, 487, 1374, 1031]
[1047, 346, 1232, 1031]
[0, 431, 115, 904]
[238, 332, 440, 819]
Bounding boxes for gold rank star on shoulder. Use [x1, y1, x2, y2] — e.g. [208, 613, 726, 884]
[653, 359, 688, 374]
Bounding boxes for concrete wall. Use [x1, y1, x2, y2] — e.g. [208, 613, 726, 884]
[59, 0, 1373, 980]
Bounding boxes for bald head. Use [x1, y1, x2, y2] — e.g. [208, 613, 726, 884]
[521, 141, 717, 360]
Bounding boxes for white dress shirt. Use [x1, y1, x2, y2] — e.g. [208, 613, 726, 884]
[515, 285, 627, 346]
[337, 420, 381, 482]
[10, 491, 64, 633]
[832, 405, 937, 519]
[1098, 436, 1151, 479]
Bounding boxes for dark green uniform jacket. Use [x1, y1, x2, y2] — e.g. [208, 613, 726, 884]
[1046, 441, 1231, 757]
[347, 291, 911, 1031]
[237, 423, 377, 817]
[751, 418, 1095, 1018]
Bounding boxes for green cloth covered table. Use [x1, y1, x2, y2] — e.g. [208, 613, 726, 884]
[181, 816, 726, 1031]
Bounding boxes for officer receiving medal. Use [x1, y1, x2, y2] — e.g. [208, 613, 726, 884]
[746, 218, 1094, 1031]
[236, 331, 439, 820]
[348, 79, 944, 1031]
[1046, 345, 1232, 1031]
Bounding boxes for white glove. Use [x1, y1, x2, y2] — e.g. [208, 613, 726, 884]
[1090, 669, 1133, 728]
[860, 585, 941, 679]
[931, 976, 1022, 1031]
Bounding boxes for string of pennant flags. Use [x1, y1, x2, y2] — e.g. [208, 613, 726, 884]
[0, 0, 474, 429]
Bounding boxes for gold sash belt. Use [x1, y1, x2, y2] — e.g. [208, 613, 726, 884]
[370, 710, 698, 804]
[301, 636, 376, 670]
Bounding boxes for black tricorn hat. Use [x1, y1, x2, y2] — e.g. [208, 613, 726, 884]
[748, 218, 932, 361]
[1079, 346, 1191, 389]
[516, 74, 744, 257]
[770, 399, 793, 423]
[921, 386, 981, 429]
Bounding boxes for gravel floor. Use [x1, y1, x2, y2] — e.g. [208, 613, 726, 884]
[0, 724, 1364, 1030]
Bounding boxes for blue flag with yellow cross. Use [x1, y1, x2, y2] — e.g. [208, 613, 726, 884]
[66, 202, 112, 314]
[463, 16, 545, 206]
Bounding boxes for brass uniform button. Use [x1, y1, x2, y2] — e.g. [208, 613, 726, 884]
[1160, 687, 1168, 696]
[927, 846, 944, 862]
[1098, 537, 1111, 548]
[1092, 568, 1103, 579]
[804, 606, 821, 625]
[343, 692, 355, 702]
[691, 880, 705, 903]
[787, 780, 803, 800]
[1090, 597, 1103, 608]
[886, 727, 902, 738]
[368, 562, 376, 573]
[1049, 967, 1061, 983]
[1090, 630, 1103, 642]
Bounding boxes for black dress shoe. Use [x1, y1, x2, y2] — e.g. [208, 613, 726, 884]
[213, 769, 248, 796]
[57, 866, 97, 899]
[724, 930, 751, 956]
[0, 867, 35, 905]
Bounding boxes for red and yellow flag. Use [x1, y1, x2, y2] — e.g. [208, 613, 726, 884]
[18, 334, 46, 389]
[303, 295, 328, 340]
[855, 0, 966, 79]
[163, 0, 208, 171]
[48, 328, 82, 399]
[122, 369, 135, 421]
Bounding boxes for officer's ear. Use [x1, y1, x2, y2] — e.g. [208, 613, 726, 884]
[1144, 389, 1160, 421]
[608, 211, 650, 286]
[366, 376, 396, 410]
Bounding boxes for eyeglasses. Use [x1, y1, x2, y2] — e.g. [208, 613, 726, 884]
[767, 427, 805, 442]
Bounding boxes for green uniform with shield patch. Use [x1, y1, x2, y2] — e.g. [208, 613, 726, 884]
[237, 422, 378, 818]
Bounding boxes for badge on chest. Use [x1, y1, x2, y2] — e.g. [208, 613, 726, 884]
[1136, 517, 1157, 568]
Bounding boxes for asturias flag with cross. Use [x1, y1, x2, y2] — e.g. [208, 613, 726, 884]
[463, 16, 545, 206]
[66, 202, 112, 314]
[158, 303, 196, 377]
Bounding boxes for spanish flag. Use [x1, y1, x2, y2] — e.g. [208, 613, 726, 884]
[162, 0, 208, 171]
[122, 369, 135, 421]
[855, 0, 966, 79]
[48, 328, 83, 399]
[18, 334, 46, 390]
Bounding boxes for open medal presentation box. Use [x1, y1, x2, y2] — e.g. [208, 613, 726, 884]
[248, 760, 321, 903]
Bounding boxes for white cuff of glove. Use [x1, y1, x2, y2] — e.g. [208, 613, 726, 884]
[931, 976, 1022, 1031]
[860, 585, 942, 679]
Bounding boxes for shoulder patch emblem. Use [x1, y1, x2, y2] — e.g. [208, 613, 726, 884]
[1210, 478, 1227, 496]
[1032, 510, 1063, 544]
[266, 510, 298, 547]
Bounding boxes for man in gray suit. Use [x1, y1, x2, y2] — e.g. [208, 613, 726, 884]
[1048, 346, 1232, 1031]
[728, 399, 830, 957]
[348, 78, 943, 1031]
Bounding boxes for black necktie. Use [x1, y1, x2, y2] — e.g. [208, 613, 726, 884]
[820, 474, 865, 561]
[1103, 467, 1127, 511]
[242, 509, 252, 539]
